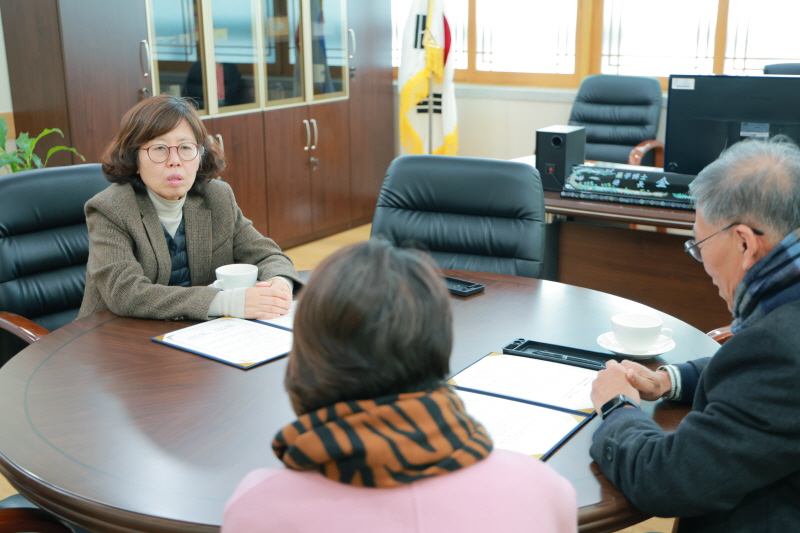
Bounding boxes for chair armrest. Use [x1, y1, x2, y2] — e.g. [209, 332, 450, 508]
[628, 139, 664, 168]
[706, 325, 733, 345]
[0, 312, 50, 344]
[0, 507, 73, 533]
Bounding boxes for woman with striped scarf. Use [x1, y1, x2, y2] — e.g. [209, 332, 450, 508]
[223, 239, 576, 532]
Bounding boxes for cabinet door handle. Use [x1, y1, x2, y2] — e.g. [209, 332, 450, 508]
[310, 118, 318, 150]
[303, 119, 310, 151]
[348, 29, 356, 59]
[140, 40, 151, 78]
[215, 134, 224, 151]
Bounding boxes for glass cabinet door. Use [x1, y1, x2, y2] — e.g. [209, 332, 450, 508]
[307, 0, 347, 101]
[151, 0, 207, 111]
[209, 0, 262, 112]
[264, 0, 305, 104]
[148, 0, 347, 113]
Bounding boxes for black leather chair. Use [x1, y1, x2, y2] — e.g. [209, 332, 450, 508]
[568, 74, 664, 167]
[371, 155, 546, 278]
[763, 63, 800, 75]
[0, 164, 109, 367]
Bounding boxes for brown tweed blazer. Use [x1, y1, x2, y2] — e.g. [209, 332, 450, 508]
[79, 180, 301, 321]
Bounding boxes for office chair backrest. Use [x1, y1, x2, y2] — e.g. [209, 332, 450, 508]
[0, 164, 109, 361]
[371, 155, 546, 278]
[569, 74, 662, 165]
[763, 63, 800, 75]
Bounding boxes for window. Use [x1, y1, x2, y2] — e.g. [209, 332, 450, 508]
[392, 0, 585, 86]
[475, 0, 578, 74]
[601, 0, 717, 77]
[724, 0, 800, 74]
[391, 0, 800, 87]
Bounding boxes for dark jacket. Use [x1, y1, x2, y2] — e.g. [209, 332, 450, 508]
[590, 301, 800, 533]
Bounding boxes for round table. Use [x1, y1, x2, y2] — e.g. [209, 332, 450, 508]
[0, 270, 720, 532]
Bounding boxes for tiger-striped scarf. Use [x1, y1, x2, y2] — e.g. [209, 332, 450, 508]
[272, 386, 493, 487]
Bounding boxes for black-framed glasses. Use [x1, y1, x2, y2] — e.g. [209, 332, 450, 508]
[140, 143, 203, 163]
[684, 221, 764, 262]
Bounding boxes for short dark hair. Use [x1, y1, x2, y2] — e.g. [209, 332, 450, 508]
[285, 238, 452, 415]
[101, 95, 225, 195]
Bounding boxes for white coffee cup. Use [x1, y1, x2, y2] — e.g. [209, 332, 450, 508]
[611, 313, 673, 354]
[214, 264, 258, 290]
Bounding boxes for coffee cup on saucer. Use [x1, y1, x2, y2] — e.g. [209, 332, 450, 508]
[611, 313, 673, 354]
[214, 264, 258, 290]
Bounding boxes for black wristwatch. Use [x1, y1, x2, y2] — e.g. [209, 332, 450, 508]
[600, 394, 640, 420]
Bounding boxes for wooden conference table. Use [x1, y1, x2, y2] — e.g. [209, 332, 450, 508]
[0, 270, 720, 533]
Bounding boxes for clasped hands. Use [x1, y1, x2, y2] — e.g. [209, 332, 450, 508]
[590, 359, 673, 416]
[244, 278, 292, 320]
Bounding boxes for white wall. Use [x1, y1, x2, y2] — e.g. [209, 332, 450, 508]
[452, 84, 667, 160]
[393, 83, 667, 161]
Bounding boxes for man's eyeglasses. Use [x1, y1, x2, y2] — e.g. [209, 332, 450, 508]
[141, 143, 203, 163]
[684, 222, 764, 262]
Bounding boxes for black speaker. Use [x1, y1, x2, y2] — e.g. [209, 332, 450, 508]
[536, 125, 586, 191]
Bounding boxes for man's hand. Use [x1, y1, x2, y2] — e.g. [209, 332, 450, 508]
[244, 281, 292, 320]
[618, 360, 672, 401]
[591, 360, 642, 416]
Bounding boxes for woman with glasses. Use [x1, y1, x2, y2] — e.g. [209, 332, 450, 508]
[79, 95, 300, 321]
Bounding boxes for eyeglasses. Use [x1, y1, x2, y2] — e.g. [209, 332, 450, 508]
[684, 221, 764, 262]
[140, 143, 203, 163]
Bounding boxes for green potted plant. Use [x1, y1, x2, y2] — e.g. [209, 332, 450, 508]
[0, 116, 84, 173]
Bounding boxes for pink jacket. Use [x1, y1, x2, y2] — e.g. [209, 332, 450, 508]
[222, 449, 577, 532]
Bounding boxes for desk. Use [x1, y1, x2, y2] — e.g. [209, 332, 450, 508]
[545, 191, 731, 334]
[513, 155, 731, 333]
[0, 271, 720, 532]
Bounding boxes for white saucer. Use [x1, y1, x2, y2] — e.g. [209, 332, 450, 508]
[597, 331, 675, 359]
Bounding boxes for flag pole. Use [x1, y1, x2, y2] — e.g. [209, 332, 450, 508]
[428, 75, 434, 154]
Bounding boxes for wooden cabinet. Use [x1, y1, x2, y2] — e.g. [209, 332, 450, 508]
[264, 101, 351, 248]
[347, 0, 396, 224]
[264, 105, 314, 244]
[0, 0, 149, 165]
[309, 101, 351, 234]
[205, 113, 270, 236]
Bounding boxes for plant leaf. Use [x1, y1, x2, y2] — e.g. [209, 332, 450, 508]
[0, 153, 24, 166]
[30, 153, 43, 169]
[33, 127, 65, 144]
[44, 146, 86, 167]
[15, 132, 32, 154]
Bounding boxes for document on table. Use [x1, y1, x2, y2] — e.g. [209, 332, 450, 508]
[255, 300, 297, 331]
[450, 352, 597, 459]
[458, 389, 586, 459]
[153, 317, 293, 369]
[450, 353, 596, 412]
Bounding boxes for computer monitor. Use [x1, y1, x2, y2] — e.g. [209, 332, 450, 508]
[664, 74, 800, 176]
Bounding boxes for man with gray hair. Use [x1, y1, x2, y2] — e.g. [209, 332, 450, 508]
[589, 137, 800, 532]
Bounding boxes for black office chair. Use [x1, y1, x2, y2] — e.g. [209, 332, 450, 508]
[763, 63, 800, 75]
[0, 164, 109, 367]
[569, 74, 664, 167]
[371, 155, 546, 278]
